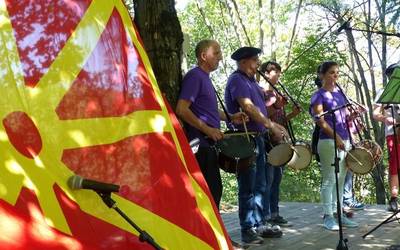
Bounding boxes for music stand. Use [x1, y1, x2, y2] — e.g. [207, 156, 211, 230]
[362, 67, 400, 239]
[317, 103, 353, 250]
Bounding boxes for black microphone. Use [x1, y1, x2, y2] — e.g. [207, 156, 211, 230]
[336, 18, 352, 34]
[314, 103, 353, 119]
[68, 175, 120, 193]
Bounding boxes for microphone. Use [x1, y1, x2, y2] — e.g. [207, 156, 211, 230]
[335, 18, 352, 34]
[314, 103, 353, 119]
[68, 175, 120, 193]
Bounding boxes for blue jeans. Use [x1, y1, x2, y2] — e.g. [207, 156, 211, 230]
[343, 171, 353, 204]
[237, 135, 267, 231]
[264, 165, 283, 219]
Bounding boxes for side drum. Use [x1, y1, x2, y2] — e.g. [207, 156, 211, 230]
[287, 141, 312, 170]
[266, 132, 293, 167]
[346, 140, 383, 175]
[215, 132, 256, 174]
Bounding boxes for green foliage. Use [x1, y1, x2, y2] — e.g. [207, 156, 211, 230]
[281, 162, 321, 203]
[281, 30, 347, 121]
[221, 171, 238, 205]
[387, 0, 400, 28]
[178, 2, 212, 67]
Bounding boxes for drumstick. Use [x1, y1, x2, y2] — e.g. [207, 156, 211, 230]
[223, 132, 257, 137]
[291, 146, 300, 157]
[239, 108, 250, 142]
[346, 151, 363, 166]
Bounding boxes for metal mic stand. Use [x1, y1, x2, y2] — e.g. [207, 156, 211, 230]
[363, 105, 400, 239]
[96, 192, 163, 250]
[317, 103, 352, 250]
[344, 27, 400, 38]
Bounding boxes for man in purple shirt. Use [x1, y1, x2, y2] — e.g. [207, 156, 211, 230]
[176, 40, 246, 210]
[225, 47, 287, 245]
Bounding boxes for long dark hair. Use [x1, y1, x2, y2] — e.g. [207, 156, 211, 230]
[314, 64, 322, 88]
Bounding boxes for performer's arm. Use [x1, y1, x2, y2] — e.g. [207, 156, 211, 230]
[313, 103, 345, 150]
[218, 110, 248, 124]
[237, 97, 287, 138]
[285, 105, 301, 121]
[373, 104, 395, 125]
[176, 99, 223, 141]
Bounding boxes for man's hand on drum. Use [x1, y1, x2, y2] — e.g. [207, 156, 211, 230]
[270, 122, 289, 142]
[335, 135, 346, 151]
[230, 112, 249, 125]
[204, 126, 224, 141]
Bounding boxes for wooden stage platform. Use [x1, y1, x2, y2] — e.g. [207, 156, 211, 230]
[221, 202, 400, 250]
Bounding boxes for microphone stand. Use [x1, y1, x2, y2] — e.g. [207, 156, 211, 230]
[362, 105, 400, 239]
[344, 27, 400, 38]
[96, 192, 163, 250]
[317, 103, 351, 250]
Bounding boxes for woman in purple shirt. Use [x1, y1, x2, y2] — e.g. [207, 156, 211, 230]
[310, 61, 358, 231]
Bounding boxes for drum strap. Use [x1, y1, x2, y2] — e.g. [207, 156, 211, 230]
[310, 91, 328, 163]
[311, 125, 320, 162]
[337, 83, 361, 143]
[212, 85, 231, 123]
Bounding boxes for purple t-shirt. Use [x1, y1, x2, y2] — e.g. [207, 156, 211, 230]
[310, 87, 349, 140]
[225, 70, 268, 133]
[178, 67, 220, 144]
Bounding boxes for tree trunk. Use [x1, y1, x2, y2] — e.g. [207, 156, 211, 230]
[375, 0, 388, 86]
[224, 0, 243, 46]
[133, 0, 183, 109]
[285, 0, 303, 67]
[328, 0, 386, 203]
[230, 0, 252, 46]
[195, 0, 229, 77]
[218, 1, 236, 52]
[345, 29, 386, 204]
[270, 0, 276, 60]
[366, 0, 377, 97]
[258, 0, 264, 49]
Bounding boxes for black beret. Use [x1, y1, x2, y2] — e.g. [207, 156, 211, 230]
[385, 63, 400, 77]
[231, 47, 262, 61]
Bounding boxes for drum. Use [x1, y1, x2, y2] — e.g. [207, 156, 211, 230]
[266, 132, 293, 167]
[287, 141, 312, 170]
[216, 132, 256, 174]
[346, 140, 383, 175]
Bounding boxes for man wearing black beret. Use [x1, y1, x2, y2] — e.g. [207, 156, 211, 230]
[230, 47, 264, 61]
[225, 47, 287, 245]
